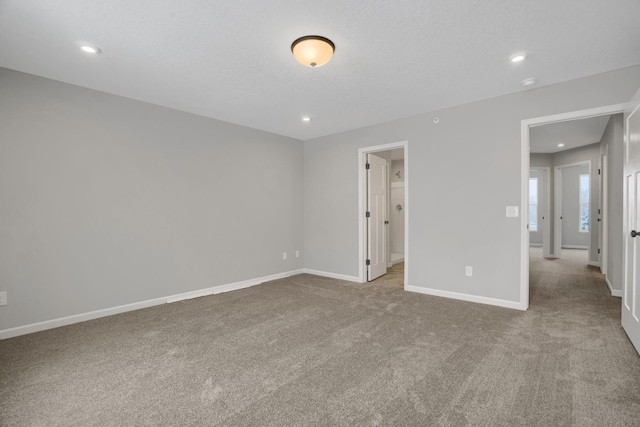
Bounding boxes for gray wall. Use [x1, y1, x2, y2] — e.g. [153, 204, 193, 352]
[390, 160, 405, 183]
[0, 68, 304, 330]
[561, 165, 590, 248]
[304, 66, 640, 304]
[600, 114, 624, 292]
[530, 154, 553, 168]
[529, 169, 545, 246]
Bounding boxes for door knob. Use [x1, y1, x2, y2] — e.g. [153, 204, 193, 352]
[384, 220, 389, 225]
[632, 230, 639, 238]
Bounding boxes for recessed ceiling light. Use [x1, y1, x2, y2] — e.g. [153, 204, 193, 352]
[302, 117, 311, 122]
[511, 54, 526, 63]
[557, 143, 565, 147]
[81, 45, 100, 54]
[522, 78, 537, 87]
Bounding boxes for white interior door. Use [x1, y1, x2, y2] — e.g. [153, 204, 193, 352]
[622, 88, 640, 354]
[367, 153, 388, 281]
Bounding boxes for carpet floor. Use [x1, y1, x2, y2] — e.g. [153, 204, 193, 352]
[1, 250, 639, 426]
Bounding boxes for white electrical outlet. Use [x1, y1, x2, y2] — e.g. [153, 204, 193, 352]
[506, 206, 519, 217]
[0, 291, 7, 306]
[296, 250, 300, 258]
[465, 266, 473, 277]
[283, 252, 287, 260]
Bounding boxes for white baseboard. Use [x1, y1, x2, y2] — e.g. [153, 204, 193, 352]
[405, 285, 525, 311]
[561, 245, 588, 249]
[605, 277, 623, 297]
[529, 243, 543, 247]
[302, 269, 361, 283]
[0, 269, 304, 340]
[588, 261, 600, 267]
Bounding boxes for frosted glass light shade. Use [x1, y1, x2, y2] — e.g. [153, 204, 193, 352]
[291, 36, 335, 68]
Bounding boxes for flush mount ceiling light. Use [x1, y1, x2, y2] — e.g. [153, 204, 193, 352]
[291, 36, 335, 68]
[81, 45, 101, 54]
[510, 53, 526, 63]
[557, 143, 565, 147]
[302, 116, 311, 122]
[522, 78, 537, 87]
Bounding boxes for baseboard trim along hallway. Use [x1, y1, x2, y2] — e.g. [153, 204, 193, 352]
[606, 277, 623, 297]
[405, 285, 525, 310]
[302, 269, 361, 283]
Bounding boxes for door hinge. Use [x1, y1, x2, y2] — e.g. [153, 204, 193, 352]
[366, 259, 371, 266]
[598, 249, 601, 254]
[366, 163, 370, 170]
[598, 169, 601, 175]
[366, 211, 371, 218]
[598, 209, 601, 214]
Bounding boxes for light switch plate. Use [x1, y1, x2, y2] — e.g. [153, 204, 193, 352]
[506, 206, 519, 217]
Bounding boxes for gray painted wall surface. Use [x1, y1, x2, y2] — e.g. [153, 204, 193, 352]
[600, 114, 624, 292]
[529, 169, 545, 246]
[304, 66, 640, 304]
[0, 68, 304, 330]
[390, 160, 405, 183]
[561, 165, 590, 248]
[530, 154, 553, 168]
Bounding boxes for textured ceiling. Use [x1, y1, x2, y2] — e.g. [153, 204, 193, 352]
[1, 0, 639, 140]
[530, 116, 611, 154]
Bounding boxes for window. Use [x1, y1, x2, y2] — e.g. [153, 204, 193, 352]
[529, 177, 538, 231]
[579, 174, 590, 232]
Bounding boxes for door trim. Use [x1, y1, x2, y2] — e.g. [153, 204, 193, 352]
[358, 141, 408, 286]
[553, 160, 591, 258]
[520, 103, 626, 310]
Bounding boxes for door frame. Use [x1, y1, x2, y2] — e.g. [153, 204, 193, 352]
[553, 160, 592, 256]
[520, 104, 625, 309]
[358, 141, 408, 286]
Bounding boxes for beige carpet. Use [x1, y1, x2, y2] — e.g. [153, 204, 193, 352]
[371, 262, 404, 287]
[1, 251, 639, 426]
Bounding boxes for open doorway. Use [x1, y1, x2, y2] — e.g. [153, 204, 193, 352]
[553, 161, 592, 259]
[358, 141, 408, 287]
[521, 105, 626, 309]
